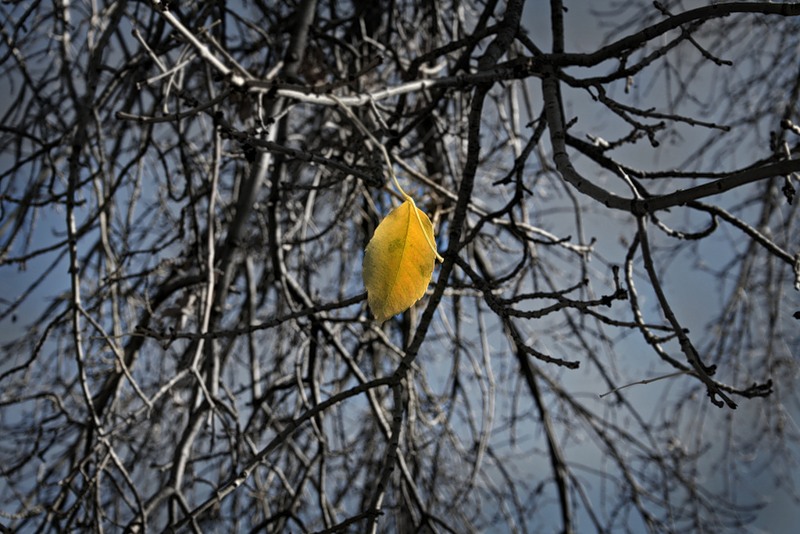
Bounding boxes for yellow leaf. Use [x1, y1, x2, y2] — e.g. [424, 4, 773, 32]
[363, 199, 439, 323]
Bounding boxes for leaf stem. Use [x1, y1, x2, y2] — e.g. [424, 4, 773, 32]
[330, 94, 443, 262]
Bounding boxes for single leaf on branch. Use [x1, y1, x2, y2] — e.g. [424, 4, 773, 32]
[330, 92, 442, 322]
[363, 199, 441, 323]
